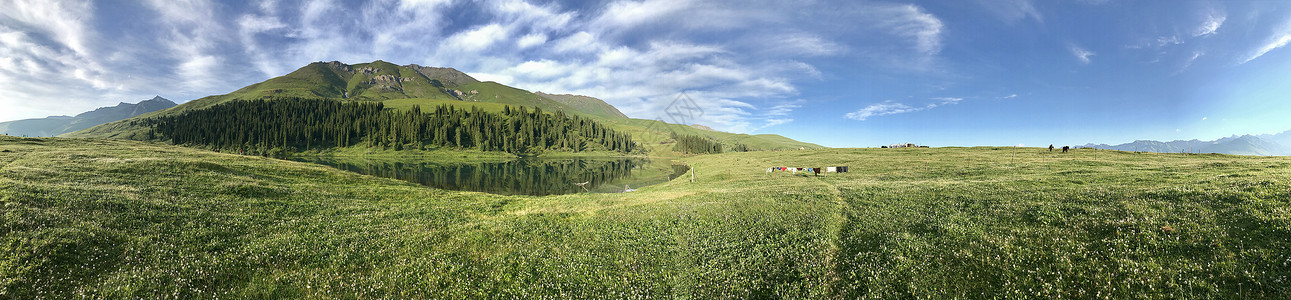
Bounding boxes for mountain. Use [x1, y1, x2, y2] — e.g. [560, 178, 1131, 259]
[66, 60, 824, 153]
[1083, 134, 1290, 156]
[1204, 135, 1288, 156]
[1, 96, 175, 137]
[1258, 130, 1291, 148]
[534, 92, 628, 119]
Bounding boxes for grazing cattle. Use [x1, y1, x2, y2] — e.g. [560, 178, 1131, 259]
[1062, 146, 1069, 153]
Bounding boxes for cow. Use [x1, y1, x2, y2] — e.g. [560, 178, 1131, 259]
[1062, 146, 1069, 153]
[1049, 144, 1054, 152]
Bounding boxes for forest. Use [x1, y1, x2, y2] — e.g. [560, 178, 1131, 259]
[140, 97, 637, 156]
[670, 132, 751, 154]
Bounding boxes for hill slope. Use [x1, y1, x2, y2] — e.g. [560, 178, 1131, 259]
[535, 92, 628, 119]
[1, 96, 175, 137]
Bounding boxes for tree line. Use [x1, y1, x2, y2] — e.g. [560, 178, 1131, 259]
[669, 132, 751, 154]
[140, 97, 637, 156]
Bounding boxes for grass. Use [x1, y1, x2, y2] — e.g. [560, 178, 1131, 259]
[3, 137, 1288, 298]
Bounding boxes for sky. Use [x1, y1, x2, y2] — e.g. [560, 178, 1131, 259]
[3, 0, 1291, 147]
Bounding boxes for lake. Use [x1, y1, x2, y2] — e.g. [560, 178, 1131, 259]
[292, 156, 689, 196]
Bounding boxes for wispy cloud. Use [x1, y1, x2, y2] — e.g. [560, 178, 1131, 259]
[750, 99, 804, 131]
[976, 0, 1043, 23]
[145, 0, 233, 92]
[756, 118, 794, 131]
[1070, 45, 1095, 64]
[0, 0, 134, 122]
[845, 101, 920, 121]
[1242, 25, 1291, 64]
[764, 100, 803, 117]
[1174, 51, 1203, 75]
[0, 0, 95, 56]
[1002, 94, 1018, 99]
[844, 97, 965, 121]
[1192, 9, 1225, 37]
[872, 4, 944, 56]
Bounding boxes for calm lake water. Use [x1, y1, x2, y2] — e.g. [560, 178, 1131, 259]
[293, 157, 689, 196]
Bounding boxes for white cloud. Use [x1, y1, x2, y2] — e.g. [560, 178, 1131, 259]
[1242, 27, 1291, 64]
[0, 0, 95, 56]
[0, 1, 146, 122]
[843, 96, 975, 121]
[765, 100, 803, 117]
[845, 101, 922, 121]
[1193, 9, 1225, 37]
[756, 33, 847, 57]
[447, 24, 509, 52]
[145, 0, 237, 93]
[512, 59, 570, 79]
[879, 4, 944, 56]
[595, 0, 694, 31]
[0, 26, 137, 122]
[1003, 94, 1018, 99]
[488, 0, 574, 31]
[1070, 45, 1095, 64]
[517, 33, 548, 49]
[399, 0, 453, 10]
[750, 100, 803, 131]
[237, 14, 292, 77]
[1174, 51, 1202, 75]
[1202, 117, 1208, 121]
[551, 31, 601, 54]
[753, 118, 794, 131]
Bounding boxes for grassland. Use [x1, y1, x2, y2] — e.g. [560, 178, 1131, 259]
[2, 136, 1288, 298]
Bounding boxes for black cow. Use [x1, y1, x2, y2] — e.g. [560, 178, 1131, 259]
[1062, 146, 1070, 153]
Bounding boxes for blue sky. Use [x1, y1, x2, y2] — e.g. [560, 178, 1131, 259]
[3, 0, 1291, 147]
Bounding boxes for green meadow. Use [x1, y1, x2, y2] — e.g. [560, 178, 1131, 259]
[2, 136, 1288, 298]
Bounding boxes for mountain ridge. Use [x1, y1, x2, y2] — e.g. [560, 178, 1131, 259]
[1083, 133, 1290, 156]
[2, 96, 175, 137]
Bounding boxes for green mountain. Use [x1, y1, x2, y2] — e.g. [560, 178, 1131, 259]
[1, 96, 175, 137]
[535, 92, 628, 119]
[66, 60, 824, 154]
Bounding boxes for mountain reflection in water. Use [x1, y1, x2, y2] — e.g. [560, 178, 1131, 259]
[293, 157, 689, 196]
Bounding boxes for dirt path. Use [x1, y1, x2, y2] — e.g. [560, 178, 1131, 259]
[814, 177, 850, 295]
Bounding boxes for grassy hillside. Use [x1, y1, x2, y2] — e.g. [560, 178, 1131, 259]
[612, 118, 824, 155]
[535, 92, 629, 119]
[3, 136, 1288, 297]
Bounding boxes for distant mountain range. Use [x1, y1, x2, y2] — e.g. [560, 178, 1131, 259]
[64, 60, 823, 152]
[0, 96, 176, 137]
[1083, 132, 1291, 156]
